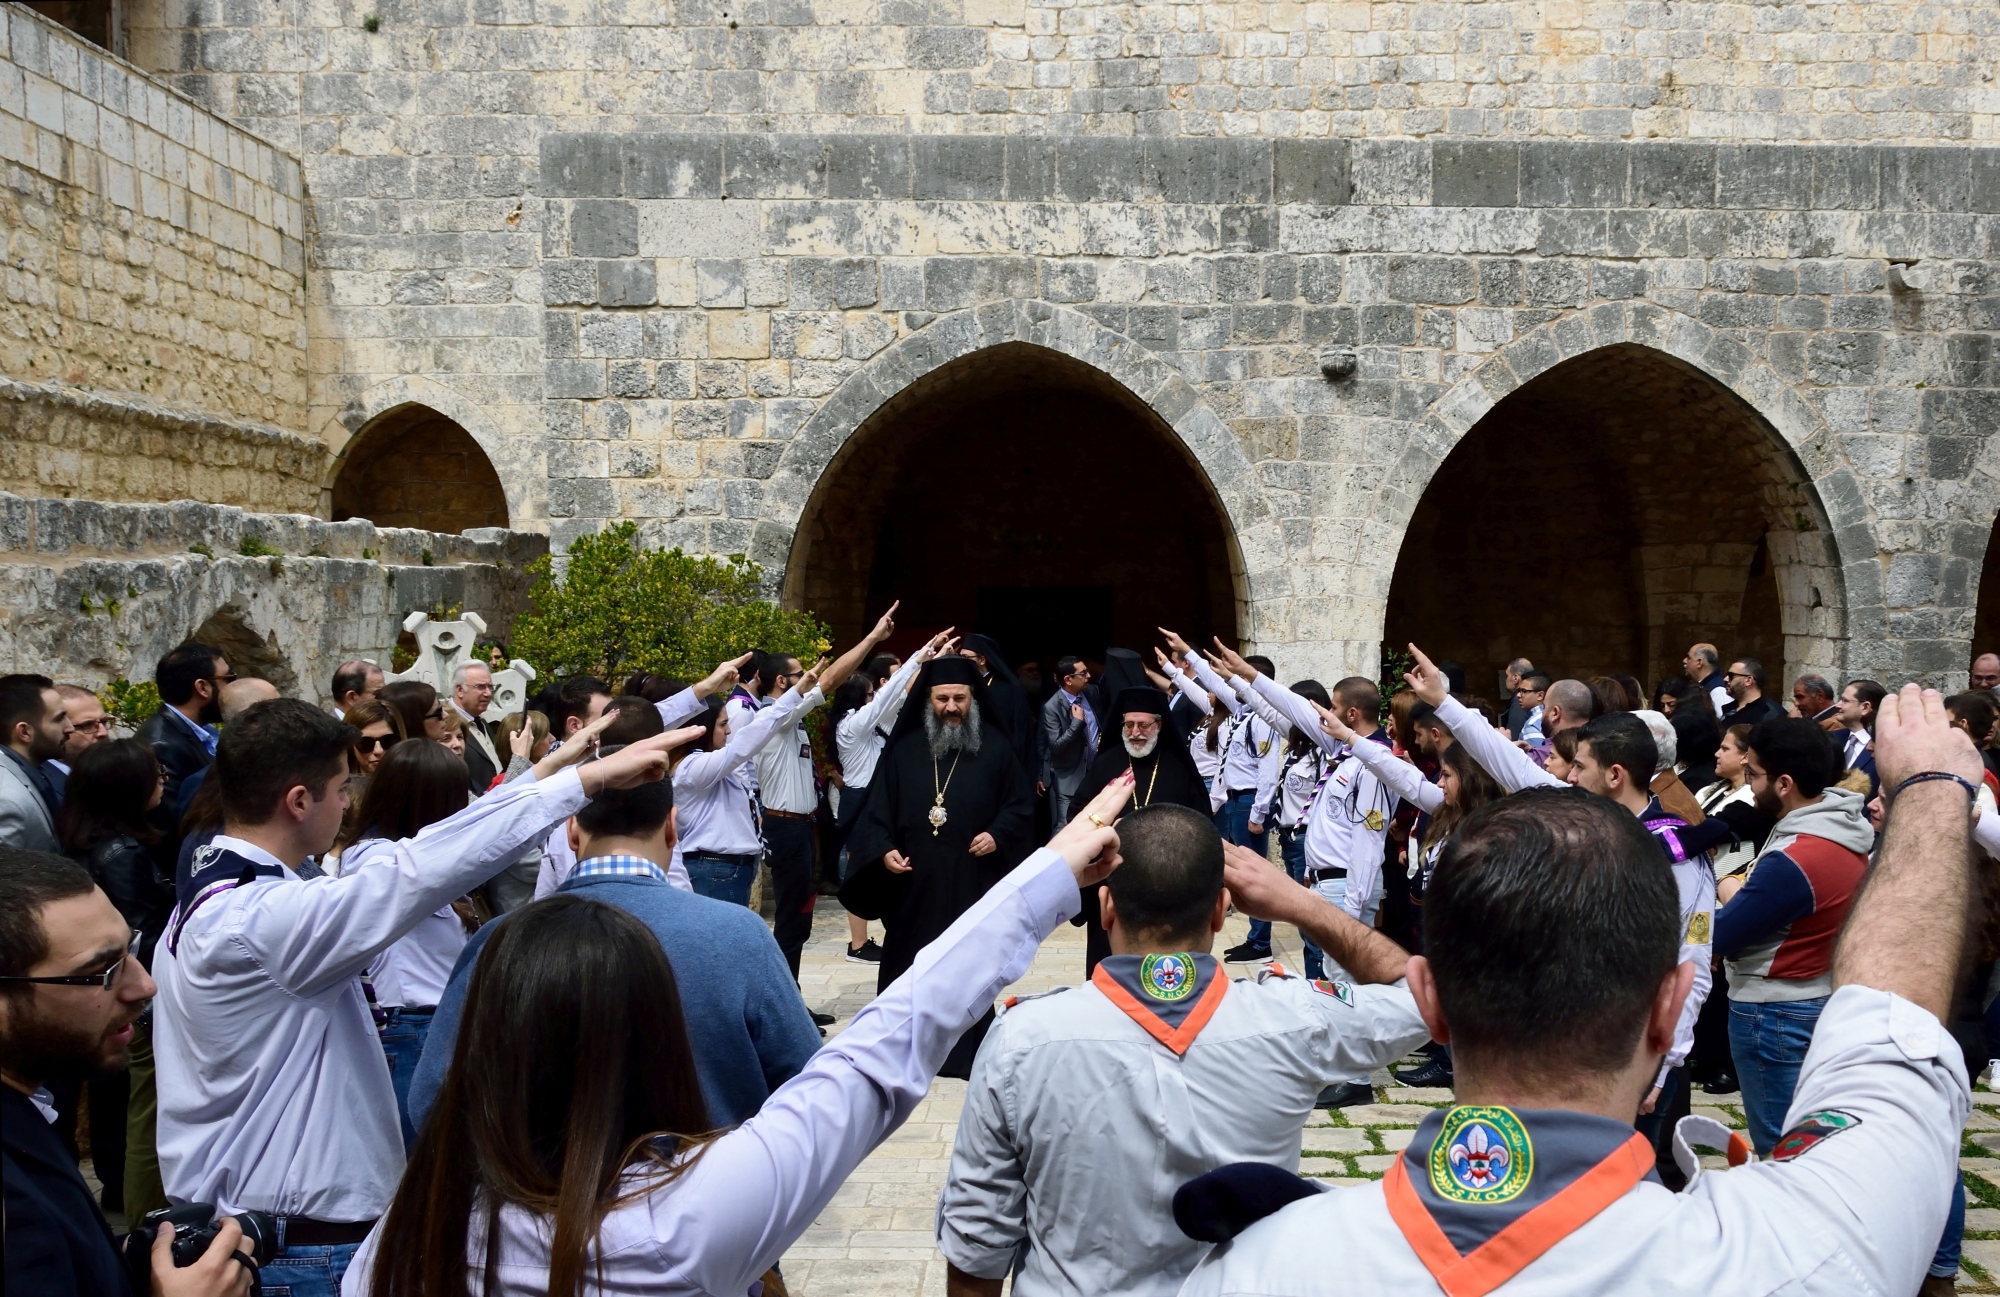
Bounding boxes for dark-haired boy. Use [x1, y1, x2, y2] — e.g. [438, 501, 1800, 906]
[151, 700, 686, 1297]
[1184, 687, 1976, 1296]
[936, 805, 1428, 1297]
[1717, 716, 1872, 1154]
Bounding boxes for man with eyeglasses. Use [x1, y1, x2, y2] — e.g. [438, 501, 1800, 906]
[138, 644, 233, 828]
[45, 684, 112, 803]
[1040, 656, 1100, 828]
[0, 674, 72, 853]
[1722, 657, 1782, 727]
[1, 846, 254, 1297]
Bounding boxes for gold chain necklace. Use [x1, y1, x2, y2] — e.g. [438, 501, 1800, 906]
[1128, 754, 1161, 808]
[929, 750, 963, 835]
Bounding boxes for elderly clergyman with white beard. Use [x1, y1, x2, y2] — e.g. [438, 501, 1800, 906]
[844, 654, 1036, 1076]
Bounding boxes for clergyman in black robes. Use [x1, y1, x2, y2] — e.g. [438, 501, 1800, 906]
[841, 654, 1036, 1077]
[1071, 684, 1209, 975]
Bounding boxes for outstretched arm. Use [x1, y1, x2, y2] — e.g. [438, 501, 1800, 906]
[1318, 701, 1444, 815]
[1156, 648, 1213, 716]
[1835, 684, 1982, 1018]
[1222, 842, 1409, 985]
[817, 602, 901, 697]
[1404, 644, 1560, 792]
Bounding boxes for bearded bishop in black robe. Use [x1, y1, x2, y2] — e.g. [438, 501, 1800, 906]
[1071, 684, 1210, 975]
[841, 654, 1036, 1077]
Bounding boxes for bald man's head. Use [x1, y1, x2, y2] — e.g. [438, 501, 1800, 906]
[1975, 654, 2000, 692]
[220, 677, 280, 721]
[1543, 679, 1595, 733]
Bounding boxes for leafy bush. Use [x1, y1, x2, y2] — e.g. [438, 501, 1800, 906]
[510, 522, 829, 684]
[238, 535, 282, 558]
[99, 678, 161, 729]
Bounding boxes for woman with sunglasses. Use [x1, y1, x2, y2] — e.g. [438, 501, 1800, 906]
[345, 697, 408, 777]
[379, 679, 446, 744]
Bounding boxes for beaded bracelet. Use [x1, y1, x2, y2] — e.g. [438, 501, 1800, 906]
[1889, 770, 1982, 801]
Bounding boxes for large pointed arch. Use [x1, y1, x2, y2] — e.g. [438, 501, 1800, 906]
[1371, 302, 1867, 690]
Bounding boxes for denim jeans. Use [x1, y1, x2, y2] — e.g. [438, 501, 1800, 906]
[379, 1006, 434, 1149]
[1277, 831, 1321, 977]
[1727, 996, 1827, 1155]
[685, 852, 758, 906]
[1216, 791, 1272, 946]
[1934, 1175, 1966, 1277]
[261, 1242, 359, 1297]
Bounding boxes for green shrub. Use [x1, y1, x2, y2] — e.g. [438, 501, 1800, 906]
[99, 678, 161, 728]
[238, 535, 282, 558]
[510, 522, 829, 683]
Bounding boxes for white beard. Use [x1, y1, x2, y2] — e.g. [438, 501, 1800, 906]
[1123, 733, 1159, 759]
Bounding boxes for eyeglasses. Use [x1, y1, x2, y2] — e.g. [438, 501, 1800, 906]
[0, 931, 141, 990]
[72, 717, 111, 733]
[209, 672, 239, 688]
[355, 733, 399, 752]
[1723, 671, 1750, 681]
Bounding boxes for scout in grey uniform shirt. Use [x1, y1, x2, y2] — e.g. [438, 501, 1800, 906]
[937, 958, 1428, 1297]
[935, 804, 1429, 1297]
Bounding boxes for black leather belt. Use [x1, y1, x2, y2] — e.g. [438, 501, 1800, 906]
[278, 1217, 376, 1248]
[1227, 788, 1255, 798]
[1308, 866, 1348, 882]
[764, 808, 813, 820]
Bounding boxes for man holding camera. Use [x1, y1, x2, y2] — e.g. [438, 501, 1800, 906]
[1, 845, 252, 1297]
[150, 699, 684, 1297]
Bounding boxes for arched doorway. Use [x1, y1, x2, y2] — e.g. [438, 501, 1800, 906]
[330, 404, 509, 533]
[786, 342, 1242, 672]
[1385, 344, 1835, 702]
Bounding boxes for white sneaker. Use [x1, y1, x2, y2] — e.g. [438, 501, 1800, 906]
[1986, 1060, 2000, 1091]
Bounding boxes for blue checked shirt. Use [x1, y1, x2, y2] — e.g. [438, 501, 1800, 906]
[571, 853, 670, 884]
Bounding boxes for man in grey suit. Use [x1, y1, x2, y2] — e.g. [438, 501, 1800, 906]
[0, 674, 72, 852]
[1039, 657, 1099, 828]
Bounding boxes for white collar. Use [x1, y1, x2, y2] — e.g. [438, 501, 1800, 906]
[28, 1087, 58, 1123]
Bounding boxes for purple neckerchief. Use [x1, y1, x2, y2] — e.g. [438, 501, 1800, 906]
[1639, 798, 1691, 863]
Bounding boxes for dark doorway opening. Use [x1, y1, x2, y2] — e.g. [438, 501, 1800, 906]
[1385, 344, 1823, 699]
[331, 404, 509, 535]
[788, 343, 1241, 679]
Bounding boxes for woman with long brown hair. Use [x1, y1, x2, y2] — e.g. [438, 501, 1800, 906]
[349, 777, 1135, 1297]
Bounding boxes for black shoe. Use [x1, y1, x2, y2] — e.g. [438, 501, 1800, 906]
[1316, 1082, 1375, 1109]
[1223, 941, 1274, 964]
[1700, 1071, 1739, 1095]
[1393, 1058, 1454, 1088]
[810, 1010, 836, 1027]
[845, 939, 883, 964]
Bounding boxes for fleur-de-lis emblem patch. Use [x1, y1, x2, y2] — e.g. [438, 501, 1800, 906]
[1430, 1106, 1534, 1204]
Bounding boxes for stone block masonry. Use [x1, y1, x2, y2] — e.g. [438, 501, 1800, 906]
[0, 491, 547, 703]
[0, 6, 310, 506]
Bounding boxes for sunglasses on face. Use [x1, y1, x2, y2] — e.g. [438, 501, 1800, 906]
[355, 733, 400, 752]
[424, 707, 444, 720]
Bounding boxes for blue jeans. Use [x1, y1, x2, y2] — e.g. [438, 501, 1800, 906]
[1277, 831, 1321, 977]
[1308, 871, 1378, 1082]
[379, 1006, 434, 1150]
[261, 1241, 359, 1297]
[1935, 1175, 1966, 1277]
[1727, 996, 1826, 1155]
[1216, 791, 1272, 946]
[685, 852, 758, 906]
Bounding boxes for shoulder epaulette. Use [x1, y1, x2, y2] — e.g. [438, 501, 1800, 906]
[998, 985, 1071, 1015]
[1254, 963, 1297, 983]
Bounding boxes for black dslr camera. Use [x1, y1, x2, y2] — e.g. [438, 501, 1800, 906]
[123, 1203, 277, 1292]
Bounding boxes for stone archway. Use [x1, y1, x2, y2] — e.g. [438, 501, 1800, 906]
[1372, 304, 1859, 697]
[329, 403, 510, 534]
[752, 301, 1279, 666]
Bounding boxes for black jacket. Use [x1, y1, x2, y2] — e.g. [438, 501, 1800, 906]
[2, 1085, 136, 1297]
[77, 835, 174, 969]
[1722, 695, 1782, 728]
[136, 707, 213, 825]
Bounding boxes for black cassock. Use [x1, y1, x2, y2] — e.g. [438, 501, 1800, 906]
[1069, 745, 1210, 976]
[844, 729, 1035, 1077]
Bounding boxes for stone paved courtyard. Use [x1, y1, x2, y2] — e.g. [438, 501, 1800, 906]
[787, 896, 2000, 1296]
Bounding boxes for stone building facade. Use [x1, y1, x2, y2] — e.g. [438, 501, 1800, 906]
[5, 0, 2000, 692]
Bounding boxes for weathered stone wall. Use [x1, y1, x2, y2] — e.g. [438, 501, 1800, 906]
[87, 0, 2000, 687]
[0, 491, 546, 703]
[0, 5, 311, 507]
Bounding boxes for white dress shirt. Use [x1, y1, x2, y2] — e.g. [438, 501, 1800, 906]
[752, 688, 826, 815]
[343, 845, 1085, 1297]
[1251, 677, 1399, 919]
[836, 657, 924, 789]
[675, 686, 813, 858]
[1184, 656, 1277, 812]
[152, 770, 589, 1221]
[341, 836, 481, 1009]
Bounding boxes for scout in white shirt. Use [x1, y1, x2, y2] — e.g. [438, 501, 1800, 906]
[342, 776, 1141, 1297]
[936, 806, 1429, 1297]
[1168, 638, 1280, 830]
[1179, 686, 1974, 1297]
[151, 698, 688, 1266]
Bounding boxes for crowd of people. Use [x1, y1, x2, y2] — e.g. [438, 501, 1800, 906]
[0, 616, 1995, 1297]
